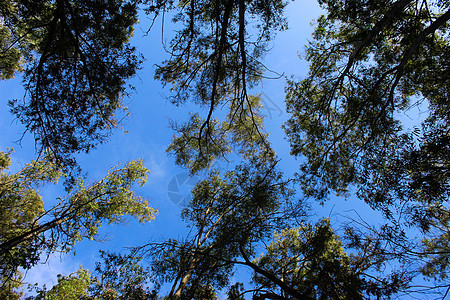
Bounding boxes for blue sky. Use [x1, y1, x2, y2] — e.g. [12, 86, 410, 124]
[0, 0, 388, 295]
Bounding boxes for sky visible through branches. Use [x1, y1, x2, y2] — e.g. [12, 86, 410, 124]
[0, 0, 440, 298]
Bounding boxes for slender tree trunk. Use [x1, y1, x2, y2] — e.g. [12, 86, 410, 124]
[170, 256, 201, 300]
[0, 215, 70, 256]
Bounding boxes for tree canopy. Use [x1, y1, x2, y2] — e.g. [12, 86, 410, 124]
[153, 0, 286, 173]
[284, 0, 449, 213]
[0, 150, 155, 297]
[138, 157, 301, 299]
[251, 218, 409, 299]
[282, 1, 449, 295]
[1, 0, 142, 165]
[1, 0, 449, 298]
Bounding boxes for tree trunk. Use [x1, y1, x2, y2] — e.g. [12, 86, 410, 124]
[170, 256, 201, 300]
[0, 215, 70, 256]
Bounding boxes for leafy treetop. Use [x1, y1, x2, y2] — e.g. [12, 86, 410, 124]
[284, 0, 449, 220]
[0, 150, 155, 296]
[1, 0, 142, 166]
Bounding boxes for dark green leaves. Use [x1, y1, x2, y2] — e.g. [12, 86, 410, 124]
[285, 0, 450, 210]
[283, 0, 450, 290]
[2, 0, 142, 163]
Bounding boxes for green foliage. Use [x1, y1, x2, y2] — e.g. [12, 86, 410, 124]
[253, 219, 411, 299]
[0, 150, 58, 280]
[141, 158, 301, 298]
[0, 24, 22, 79]
[167, 114, 232, 174]
[253, 219, 356, 299]
[0, 151, 155, 294]
[1, 0, 448, 298]
[420, 207, 450, 280]
[283, 0, 450, 285]
[1, 0, 142, 163]
[28, 251, 159, 300]
[151, 0, 286, 171]
[182, 284, 217, 300]
[153, 0, 287, 106]
[0, 271, 23, 300]
[33, 268, 91, 300]
[90, 251, 158, 299]
[285, 0, 450, 292]
[167, 95, 273, 174]
[284, 0, 449, 208]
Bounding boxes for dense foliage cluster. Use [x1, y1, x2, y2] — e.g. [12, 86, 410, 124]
[1, 0, 142, 165]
